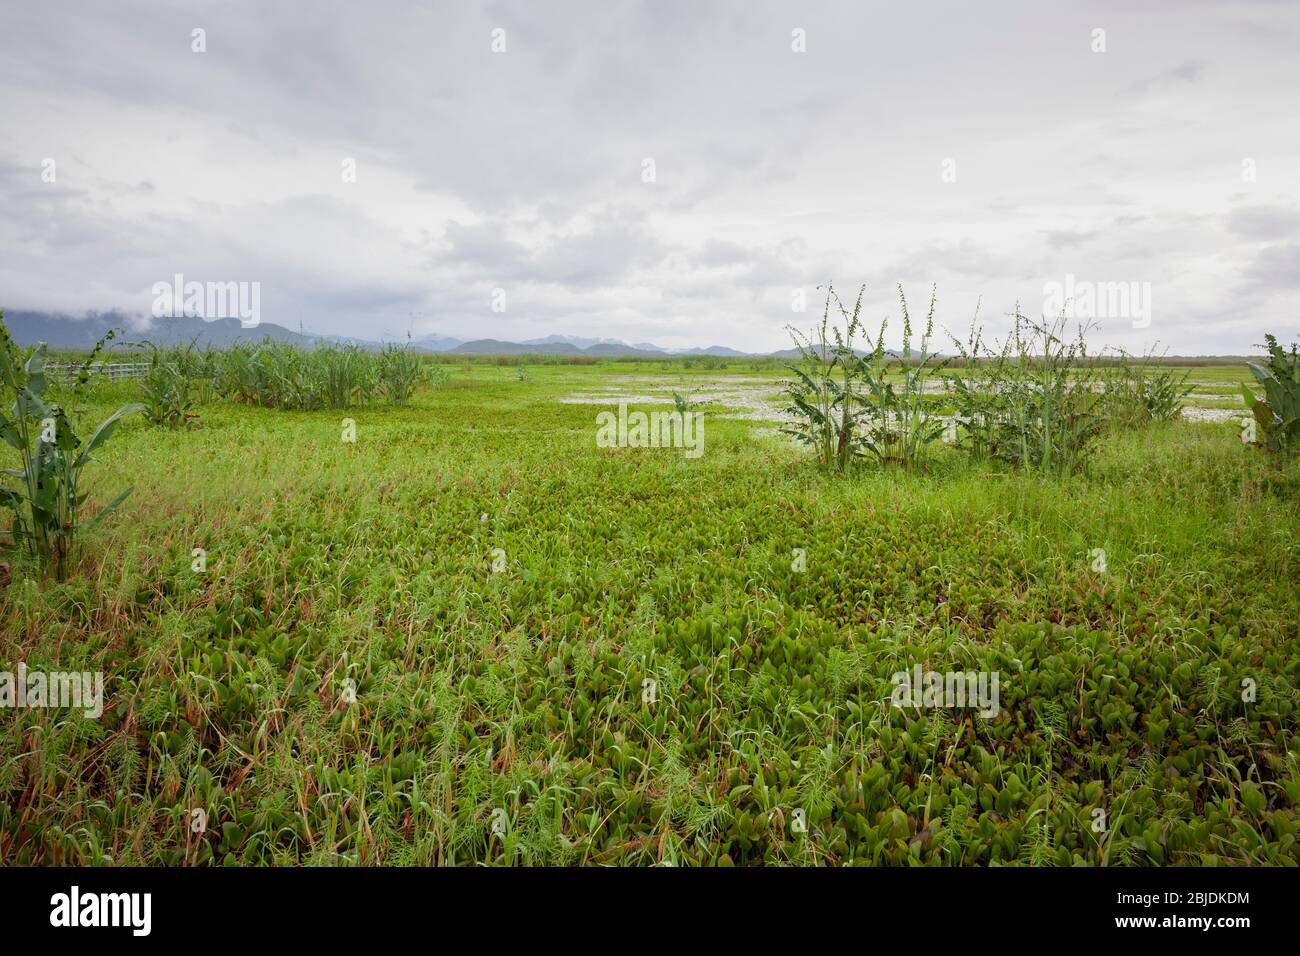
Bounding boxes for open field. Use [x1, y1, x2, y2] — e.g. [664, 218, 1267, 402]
[2, 357, 1297, 866]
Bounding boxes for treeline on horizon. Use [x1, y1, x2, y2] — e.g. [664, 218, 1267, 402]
[35, 344, 1263, 368]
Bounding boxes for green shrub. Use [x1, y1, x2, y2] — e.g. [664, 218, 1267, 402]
[782, 284, 951, 471]
[1242, 333, 1300, 454]
[780, 284, 869, 470]
[947, 311, 1106, 473]
[1103, 349, 1194, 427]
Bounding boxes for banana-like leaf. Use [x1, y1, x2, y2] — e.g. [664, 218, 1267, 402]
[1247, 362, 1272, 392]
[0, 409, 22, 450]
[54, 409, 79, 454]
[23, 344, 48, 397]
[14, 387, 52, 421]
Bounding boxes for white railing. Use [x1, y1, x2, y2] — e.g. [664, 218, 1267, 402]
[44, 362, 152, 383]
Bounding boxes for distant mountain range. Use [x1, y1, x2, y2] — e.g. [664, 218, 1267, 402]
[2, 310, 781, 357]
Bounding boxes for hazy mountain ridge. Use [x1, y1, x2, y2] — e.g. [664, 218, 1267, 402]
[7, 310, 1241, 360]
[3, 311, 314, 350]
[3, 310, 775, 356]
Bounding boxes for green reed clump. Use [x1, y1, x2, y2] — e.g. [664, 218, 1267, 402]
[135, 342, 199, 427]
[427, 365, 451, 390]
[947, 310, 1105, 473]
[1102, 348, 1194, 427]
[123, 338, 426, 408]
[881, 285, 949, 467]
[267, 341, 327, 409]
[782, 284, 949, 470]
[205, 340, 404, 410]
[180, 344, 222, 405]
[681, 354, 725, 370]
[378, 342, 422, 405]
[461, 353, 598, 366]
[321, 343, 375, 409]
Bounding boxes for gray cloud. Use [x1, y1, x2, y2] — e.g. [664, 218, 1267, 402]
[1, 0, 1298, 352]
[1239, 241, 1300, 295]
[1225, 204, 1300, 240]
[1125, 60, 1208, 96]
[1041, 229, 1102, 251]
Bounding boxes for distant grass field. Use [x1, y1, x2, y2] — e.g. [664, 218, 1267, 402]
[2, 361, 1297, 865]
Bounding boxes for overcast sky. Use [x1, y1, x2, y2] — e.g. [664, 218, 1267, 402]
[1, 0, 1297, 353]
